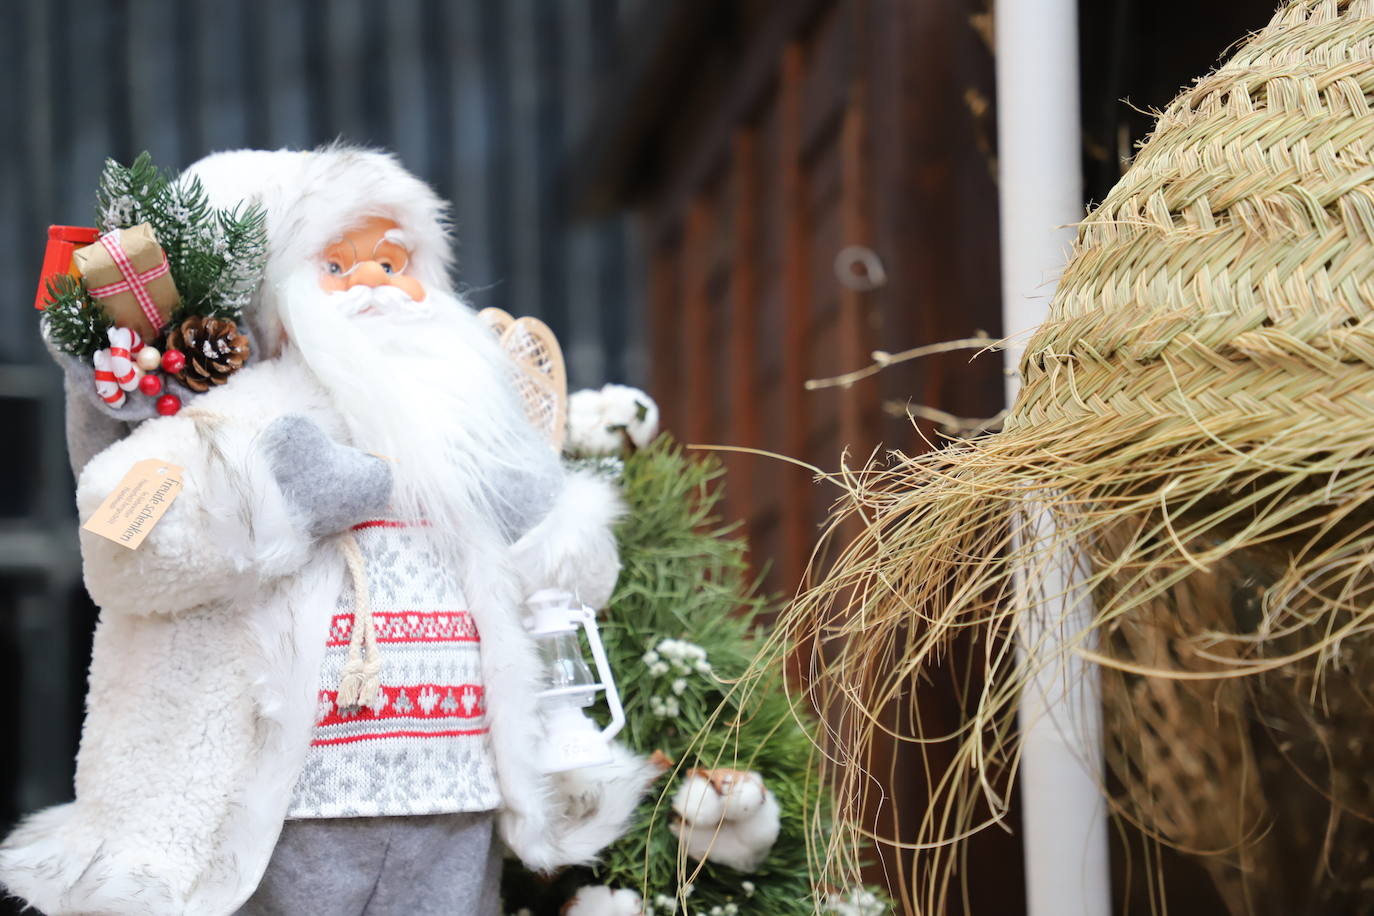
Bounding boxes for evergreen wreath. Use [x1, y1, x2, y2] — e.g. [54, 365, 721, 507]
[42, 152, 266, 359]
[502, 438, 887, 916]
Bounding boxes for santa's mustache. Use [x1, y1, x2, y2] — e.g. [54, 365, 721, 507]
[325, 283, 433, 320]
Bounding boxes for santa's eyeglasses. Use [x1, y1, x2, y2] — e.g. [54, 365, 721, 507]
[320, 236, 411, 277]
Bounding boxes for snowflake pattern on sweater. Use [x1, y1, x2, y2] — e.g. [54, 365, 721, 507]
[287, 520, 503, 818]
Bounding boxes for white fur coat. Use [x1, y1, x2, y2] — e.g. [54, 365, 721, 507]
[0, 356, 651, 916]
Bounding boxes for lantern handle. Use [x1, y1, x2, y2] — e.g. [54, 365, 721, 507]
[575, 604, 625, 743]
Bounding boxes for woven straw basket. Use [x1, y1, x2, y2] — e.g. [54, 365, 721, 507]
[766, 2, 1374, 912]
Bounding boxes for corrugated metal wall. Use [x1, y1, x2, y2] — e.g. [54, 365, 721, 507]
[0, 0, 642, 863]
[1, 0, 640, 383]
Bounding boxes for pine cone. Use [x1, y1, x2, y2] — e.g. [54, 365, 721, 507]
[165, 316, 250, 392]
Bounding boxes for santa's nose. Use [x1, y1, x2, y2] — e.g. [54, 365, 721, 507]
[347, 261, 390, 289]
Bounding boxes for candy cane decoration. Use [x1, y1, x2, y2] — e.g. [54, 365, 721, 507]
[92, 350, 126, 408]
[106, 327, 145, 391]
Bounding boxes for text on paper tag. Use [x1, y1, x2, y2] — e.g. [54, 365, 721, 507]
[80, 459, 185, 550]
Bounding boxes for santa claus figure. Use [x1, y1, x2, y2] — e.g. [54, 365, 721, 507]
[0, 147, 653, 915]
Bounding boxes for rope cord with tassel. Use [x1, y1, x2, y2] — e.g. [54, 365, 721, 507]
[337, 530, 383, 708]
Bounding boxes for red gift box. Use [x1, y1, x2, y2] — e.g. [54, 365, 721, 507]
[34, 225, 101, 310]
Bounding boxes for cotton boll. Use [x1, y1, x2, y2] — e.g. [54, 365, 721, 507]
[564, 385, 661, 456]
[672, 790, 780, 873]
[711, 771, 766, 821]
[672, 772, 727, 826]
[718, 789, 780, 871]
[565, 389, 603, 449]
[670, 770, 781, 872]
[566, 389, 623, 457]
[565, 885, 644, 916]
[599, 384, 660, 449]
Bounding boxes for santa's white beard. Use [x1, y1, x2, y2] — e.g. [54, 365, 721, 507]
[275, 268, 559, 543]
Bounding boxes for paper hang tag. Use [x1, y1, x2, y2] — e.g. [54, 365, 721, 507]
[81, 459, 185, 550]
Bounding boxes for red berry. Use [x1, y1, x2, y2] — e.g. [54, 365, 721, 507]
[139, 374, 163, 397]
[156, 394, 182, 416]
[161, 349, 187, 374]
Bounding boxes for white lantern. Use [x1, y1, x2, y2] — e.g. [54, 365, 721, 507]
[525, 588, 625, 772]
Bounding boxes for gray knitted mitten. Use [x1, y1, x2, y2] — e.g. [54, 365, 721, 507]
[260, 414, 393, 538]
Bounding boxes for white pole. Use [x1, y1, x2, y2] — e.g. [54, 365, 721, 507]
[994, 3, 1112, 916]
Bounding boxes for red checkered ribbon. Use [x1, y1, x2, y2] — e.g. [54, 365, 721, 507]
[87, 231, 169, 332]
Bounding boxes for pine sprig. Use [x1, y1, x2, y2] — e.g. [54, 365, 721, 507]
[95, 150, 169, 232]
[212, 203, 268, 316]
[40, 275, 111, 359]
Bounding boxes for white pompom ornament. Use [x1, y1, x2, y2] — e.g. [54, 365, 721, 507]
[136, 345, 162, 372]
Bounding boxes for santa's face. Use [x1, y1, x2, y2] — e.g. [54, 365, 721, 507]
[316, 216, 426, 304]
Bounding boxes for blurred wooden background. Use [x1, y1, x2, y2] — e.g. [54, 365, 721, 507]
[580, 0, 1007, 598]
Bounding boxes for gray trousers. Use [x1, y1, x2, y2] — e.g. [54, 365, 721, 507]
[237, 813, 502, 916]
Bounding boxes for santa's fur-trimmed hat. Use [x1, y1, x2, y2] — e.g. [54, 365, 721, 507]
[183, 144, 454, 353]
